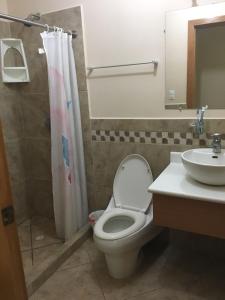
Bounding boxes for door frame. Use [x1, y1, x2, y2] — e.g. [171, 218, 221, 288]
[0, 122, 27, 300]
[187, 15, 225, 108]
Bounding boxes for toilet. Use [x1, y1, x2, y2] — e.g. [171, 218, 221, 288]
[93, 154, 162, 279]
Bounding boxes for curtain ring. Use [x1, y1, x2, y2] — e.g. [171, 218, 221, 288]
[45, 24, 50, 33]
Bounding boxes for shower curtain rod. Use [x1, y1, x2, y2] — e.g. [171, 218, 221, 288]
[0, 12, 77, 38]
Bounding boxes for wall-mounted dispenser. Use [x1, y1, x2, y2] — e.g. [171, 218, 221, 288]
[0, 38, 30, 83]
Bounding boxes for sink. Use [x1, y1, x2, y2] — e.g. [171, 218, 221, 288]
[181, 148, 225, 186]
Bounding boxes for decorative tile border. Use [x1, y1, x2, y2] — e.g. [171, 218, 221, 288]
[91, 129, 225, 147]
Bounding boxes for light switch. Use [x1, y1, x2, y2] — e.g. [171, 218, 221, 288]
[168, 89, 176, 100]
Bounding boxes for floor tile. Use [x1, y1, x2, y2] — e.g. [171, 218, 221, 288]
[18, 219, 31, 251]
[31, 216, 63, 248]
[21, 250, 33, 280]
[59, 244, 90, 271]
[93, 241, 168, 300]
[185, 259, 225, 300]
[95, 256, 165, 300]
[29, 236, 225, 300]
[33, 243, 63, 266]
[30, 263, 105, 300]
[141, 245, 225, 300]
[128, 288, 205, 300]
[82, 237, 107, 269]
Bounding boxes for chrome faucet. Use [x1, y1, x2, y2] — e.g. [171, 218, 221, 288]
[212, 133, 222, 154]
[191, 105, 208, 136]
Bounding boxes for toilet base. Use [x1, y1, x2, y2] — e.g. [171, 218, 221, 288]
[105, 248, 140, 279]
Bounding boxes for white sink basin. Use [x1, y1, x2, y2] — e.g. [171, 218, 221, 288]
[181, 148, 225, 186]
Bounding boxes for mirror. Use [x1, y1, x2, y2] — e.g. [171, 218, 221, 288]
[165, 3, 225, 109]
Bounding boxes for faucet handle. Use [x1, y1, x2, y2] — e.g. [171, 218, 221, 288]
[212, 133, 221, 140]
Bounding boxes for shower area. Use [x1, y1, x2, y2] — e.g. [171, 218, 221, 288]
[0, 6, 91, 292]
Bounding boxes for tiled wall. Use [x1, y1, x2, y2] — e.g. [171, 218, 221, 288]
[0, 7, 91, 223]
[0, 21, 28, 222]
[89, 119, 225, 210]
[89, 118, 225, 256]
[10, 18, 51, 222]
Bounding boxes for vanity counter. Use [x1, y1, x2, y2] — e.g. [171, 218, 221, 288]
[148, 152, 225, 204]
[149, 152, 225, 239]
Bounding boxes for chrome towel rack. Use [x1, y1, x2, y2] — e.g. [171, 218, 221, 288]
[87, 60, 158, 72]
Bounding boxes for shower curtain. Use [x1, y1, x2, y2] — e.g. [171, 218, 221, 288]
[41, 30, 88, 240]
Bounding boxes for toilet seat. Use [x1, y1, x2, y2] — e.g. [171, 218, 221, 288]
[94, 208, 146, 240]
[113, 154, 153, 213]
[94, 154, 153, 241]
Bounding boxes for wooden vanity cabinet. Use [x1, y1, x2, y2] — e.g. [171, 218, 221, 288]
[153, 194, 225, 239]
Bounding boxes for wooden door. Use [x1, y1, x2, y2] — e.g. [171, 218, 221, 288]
[0, 123, 27, 300]
[187, 15, 225, 108]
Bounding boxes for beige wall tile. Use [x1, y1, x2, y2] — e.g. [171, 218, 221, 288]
[21, 94, 50, 139]
[23, 138, 51, 180]
[12, 180, 28, 223]
[27, 179, 53, 218]
[0, 93, 24, 141]
[4, 140, 26, 182]
[89, 118, 225, 211]
[91, 118, 225, 134]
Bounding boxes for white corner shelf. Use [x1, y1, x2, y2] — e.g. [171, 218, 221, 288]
[0, 39, 30, 83]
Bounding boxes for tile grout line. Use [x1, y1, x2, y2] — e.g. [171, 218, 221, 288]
[85, 246, 107, 300]
[17, 217, 30, 226]
[57, 262, 91, 273]
[32, 241, 64, 251]
[123, 288, 161, 300]
[30, 218, 34, 266]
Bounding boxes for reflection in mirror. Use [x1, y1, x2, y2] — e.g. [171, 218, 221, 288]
[165, 3, 225, 110]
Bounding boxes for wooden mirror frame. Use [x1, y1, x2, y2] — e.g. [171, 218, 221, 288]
[187, 15, 225, 108]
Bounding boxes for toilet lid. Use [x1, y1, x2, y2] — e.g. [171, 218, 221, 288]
[113, 154, 153, 213]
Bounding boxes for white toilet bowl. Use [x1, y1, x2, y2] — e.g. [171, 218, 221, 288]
[93, 154, 161, 279]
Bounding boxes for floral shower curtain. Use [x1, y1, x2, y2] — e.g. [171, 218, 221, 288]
[41, 30, 88, 240]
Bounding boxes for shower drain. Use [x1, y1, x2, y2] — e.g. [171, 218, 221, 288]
[35, 235, 45, 241]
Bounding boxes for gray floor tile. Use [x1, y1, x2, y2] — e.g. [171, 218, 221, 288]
[21, 250, 33, 281]
[82, 237, 107, 269]
[30, 263, 105, 300]
[93, 244, 167, 300]
[128, 288, 205, 300]
[31, 216, 62, 248]
[18, 219, 32, 251]
[59, 244, 90, 271]
[28, 236, 225, 300]
[33, 243, 63, 266]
